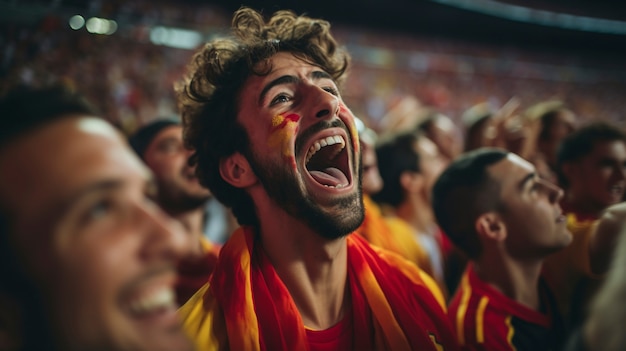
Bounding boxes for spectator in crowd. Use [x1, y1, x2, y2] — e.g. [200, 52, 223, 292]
[373, 131, 450, 297]
[524, 100, 577, 180]
[433, 148, 571, 351]
[462, 102, 495, 153]
[544, 121, 626, 329]
[176, 7, 458, 351]
[416, 108, 463, 163]
[0, 84, 193, 351]
[354, 117, 432, 274]
[129, 119, 229, 305]
[564, 202, 626, 351]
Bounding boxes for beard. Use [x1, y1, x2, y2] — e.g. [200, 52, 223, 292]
[246, 147, 364, 240]
[157, 183, 210, 215]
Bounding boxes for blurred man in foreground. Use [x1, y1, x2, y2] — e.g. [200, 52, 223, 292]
[0, 84, 194, 351]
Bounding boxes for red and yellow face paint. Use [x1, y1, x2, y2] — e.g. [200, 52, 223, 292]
[267, 113, 300, 169]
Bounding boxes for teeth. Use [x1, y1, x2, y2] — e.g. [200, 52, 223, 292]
[128, 287, 175, 315]
[305, 135, 346, 164]
[323, 183, 346, 189]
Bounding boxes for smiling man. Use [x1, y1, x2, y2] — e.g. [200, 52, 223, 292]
[545, 121, 626, 331]
[0, 84, 194, 351]
[176, 7, 458, 351]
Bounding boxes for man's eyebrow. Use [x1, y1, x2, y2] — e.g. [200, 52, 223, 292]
[57, 180, 124, 213]
[519, 172, 536, 191]
[258, 75, 299, 106]
[257, 70, 334, 106]
[311, 70, 332, 80]
[58, 174, 155, 212]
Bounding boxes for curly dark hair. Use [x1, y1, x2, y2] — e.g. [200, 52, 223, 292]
[177, 7, 350, 227]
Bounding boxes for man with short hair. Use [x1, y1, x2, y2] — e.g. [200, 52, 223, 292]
[176, 7, 458, 351]
[433, 148, 572, 351]
[373, 130, 450, 296]
[0, 84, 194, 351]
[546, 121, 626, 329]
[129, 119, 227, 305]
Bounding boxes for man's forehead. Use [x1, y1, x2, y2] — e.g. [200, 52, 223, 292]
[257, 52, 324, 78]
[489, 153, 533, 182]
[0, 116, 145, 217]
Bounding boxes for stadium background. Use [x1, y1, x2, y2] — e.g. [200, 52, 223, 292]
[1, 0, 624, 134]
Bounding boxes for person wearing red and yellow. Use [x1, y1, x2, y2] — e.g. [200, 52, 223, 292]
[545, 122, 626, 329]
[355, 117, 433, 275]
[433, 148, 571, 350]
[175, 7, 458, 351]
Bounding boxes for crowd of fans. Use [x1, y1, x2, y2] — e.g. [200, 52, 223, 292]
[1, 0, 625, 136]
[1, 3, 626, 351]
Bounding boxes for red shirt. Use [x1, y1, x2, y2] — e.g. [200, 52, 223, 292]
[448, 263, 563, 351]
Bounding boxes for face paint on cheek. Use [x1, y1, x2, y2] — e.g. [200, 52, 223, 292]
[268, 113, 301, 168]
[340, 104, 360, 155]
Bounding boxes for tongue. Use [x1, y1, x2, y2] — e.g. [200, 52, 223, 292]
[309, 167, 349, 187]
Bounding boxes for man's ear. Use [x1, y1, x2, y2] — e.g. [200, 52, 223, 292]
[219, 152, 257, 188]
[475, 212, 506, 242]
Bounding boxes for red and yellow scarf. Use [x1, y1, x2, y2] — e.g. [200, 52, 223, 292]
[179, 226, 458, 351]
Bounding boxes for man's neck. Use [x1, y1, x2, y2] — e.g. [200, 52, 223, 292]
[170, 206, 206, 258]
[258, 212, 349, 330]
[474, 254, 544, 311]
[395, 196, 435, 235]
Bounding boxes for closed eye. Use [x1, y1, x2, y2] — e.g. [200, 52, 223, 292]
[323, 86, 339, 96]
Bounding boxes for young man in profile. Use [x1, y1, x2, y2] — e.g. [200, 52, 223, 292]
[432, 148, 572, 350]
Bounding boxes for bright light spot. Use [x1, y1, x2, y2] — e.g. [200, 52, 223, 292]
[106, 20, 118, 35]
[86, 17, 117, 35]
[69, 15, 85, 30]
[149, 26, 203, 49]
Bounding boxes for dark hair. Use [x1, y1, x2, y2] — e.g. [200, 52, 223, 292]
[0, 83, 97, 351]
[372, 131, 422, 207]
[415, 109, 440, 135]
[177, 7, 350, 227]
[432, 148, 508, 259]
[128, 119, 180, 160]
[556, 122, 626, 188]
[0, 84, 97, 149]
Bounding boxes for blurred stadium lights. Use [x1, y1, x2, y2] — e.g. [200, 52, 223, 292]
[85, 16, 117, 35]
[68, 14, 84, 30]
[430, 0, 626, 35]
[149, 26, 203, 49]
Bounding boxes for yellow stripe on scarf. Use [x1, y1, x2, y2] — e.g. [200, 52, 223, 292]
[220, 228, 260, 351]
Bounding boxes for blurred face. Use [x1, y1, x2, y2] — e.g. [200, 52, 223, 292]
[143, 125, 211, 213]
[542, 109, 577, 166]
[567, 140, 626, 210]
[490, 154, 572, 259]
[427, 115, 462, 162]
[0, 117, 193, 351]
[416, 136, 447, 202]
[236, 52, 363, 238]
[360, 131, 383, 195]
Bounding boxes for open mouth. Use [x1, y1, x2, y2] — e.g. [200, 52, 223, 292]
[127, 287, 177, 317]
[305, 134, 351, 189]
